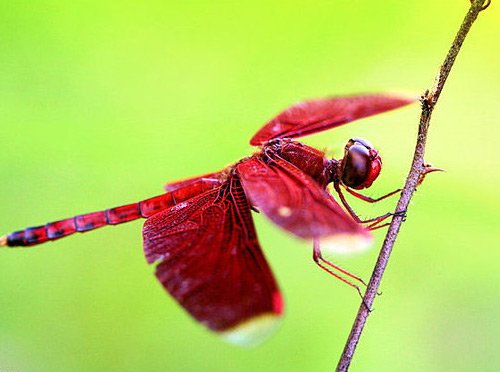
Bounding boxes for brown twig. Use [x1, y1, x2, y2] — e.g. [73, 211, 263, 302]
[336, 1, 489, 371]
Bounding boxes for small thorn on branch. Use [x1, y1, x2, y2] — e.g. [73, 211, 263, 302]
[417, 163, 445, 186]
[420, 89, 435, 108]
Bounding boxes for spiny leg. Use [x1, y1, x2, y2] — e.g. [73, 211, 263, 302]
[345, 163, 443, 202]
[312, 240, 373, 310]
[367, 222, 391, 231]
[334, 183, 395, 224]
[313, 240, 382, 302]
[366, 210, 407, 230]
[314, 257, 365, 299]
[345, 186, 401, 203]
[313, 240, 367, 286]
[336, 164, 440, 224]
[315, 260, 371, 310]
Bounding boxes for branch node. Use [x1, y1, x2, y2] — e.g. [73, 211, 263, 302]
[420, 90, 434, 111]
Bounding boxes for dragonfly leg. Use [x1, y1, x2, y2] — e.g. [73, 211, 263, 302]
[313, 240, 380, 307]
[313, 240, 367, 286]
[367, 221, 391, 231]
[344, 186, 401, 203]
[313, 240, 372, 310]
[343, 163, 442, 203]
[368, 210, 407, 229]
[334, 183, 394, 224]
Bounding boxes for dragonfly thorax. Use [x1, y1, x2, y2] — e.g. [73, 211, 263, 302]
[262, 139, 331, 187]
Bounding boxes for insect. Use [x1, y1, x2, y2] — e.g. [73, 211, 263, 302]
[1, 94, 414, 345]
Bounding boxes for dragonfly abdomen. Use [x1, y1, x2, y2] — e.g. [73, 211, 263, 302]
[2, 178, 222, 247]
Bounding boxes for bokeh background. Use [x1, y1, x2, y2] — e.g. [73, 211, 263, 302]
[0, 1, 498, 371]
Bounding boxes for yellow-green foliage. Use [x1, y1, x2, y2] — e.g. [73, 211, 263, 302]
[0, 2, 498, 371]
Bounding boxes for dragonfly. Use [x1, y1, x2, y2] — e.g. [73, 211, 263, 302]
[1, 93, 415, 345]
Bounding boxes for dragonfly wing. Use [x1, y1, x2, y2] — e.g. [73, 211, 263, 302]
[237, 156, 371, 254]
[250, 94, 415, 145]
[143, 175, 282, 346]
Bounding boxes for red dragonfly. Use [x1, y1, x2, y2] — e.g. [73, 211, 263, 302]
[1, 94, 414, 345]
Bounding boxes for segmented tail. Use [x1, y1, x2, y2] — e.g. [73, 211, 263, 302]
[1, 178, 221, 248]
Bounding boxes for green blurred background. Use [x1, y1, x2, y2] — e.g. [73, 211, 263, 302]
[0, 1, 498, 371]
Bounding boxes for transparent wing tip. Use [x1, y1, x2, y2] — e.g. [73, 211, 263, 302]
[219, 312, 283, 347]
[320, 233, 373, 255]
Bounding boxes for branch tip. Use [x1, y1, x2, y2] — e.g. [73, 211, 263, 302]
[471, 0, 491, 10]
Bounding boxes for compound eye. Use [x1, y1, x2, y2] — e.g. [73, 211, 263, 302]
[342, 144, 371, 189]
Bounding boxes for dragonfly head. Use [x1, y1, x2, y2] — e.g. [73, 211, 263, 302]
[339, 138, 382, 190]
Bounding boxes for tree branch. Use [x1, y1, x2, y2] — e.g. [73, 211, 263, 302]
[336, 1, 489, 371]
